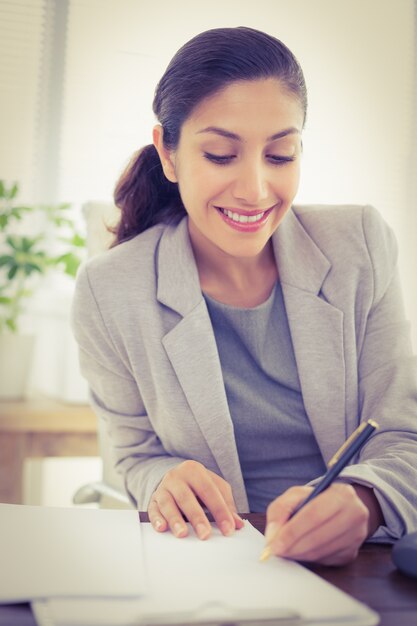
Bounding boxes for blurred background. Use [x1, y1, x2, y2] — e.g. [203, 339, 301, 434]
[0, 0, 416, 506]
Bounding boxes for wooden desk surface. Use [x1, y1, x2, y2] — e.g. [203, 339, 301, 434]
[1, 513, 416, 626]
[0, 398, 96, 433]
[0, 398, 98, 504]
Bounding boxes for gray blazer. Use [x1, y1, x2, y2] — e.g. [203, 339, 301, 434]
[72, 204, 417, 541]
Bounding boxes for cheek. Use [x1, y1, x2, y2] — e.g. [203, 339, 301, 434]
[278, 165, 300, 197]
[176, 166, 214, 211]
[181, 162, 229, 199]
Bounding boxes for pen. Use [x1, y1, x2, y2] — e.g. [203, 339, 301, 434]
[260, 419, 379, 562]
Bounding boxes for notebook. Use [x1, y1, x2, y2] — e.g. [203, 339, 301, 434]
[26, 509, 379, 625]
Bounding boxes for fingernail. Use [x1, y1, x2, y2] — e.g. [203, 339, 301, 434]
[196, 523, 210, 540]
[173, 522, 186, 537]
[265, 522, 279, 543]
[154, 518, 164, 531]
[220, 520, 234, 536]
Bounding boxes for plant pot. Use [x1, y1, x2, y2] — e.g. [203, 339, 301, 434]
[0, 333, 36, 399]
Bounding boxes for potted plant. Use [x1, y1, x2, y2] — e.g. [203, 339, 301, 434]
[0, 180, 86, 399]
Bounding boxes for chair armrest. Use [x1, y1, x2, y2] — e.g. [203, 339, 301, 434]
[73, 481, 131, 506]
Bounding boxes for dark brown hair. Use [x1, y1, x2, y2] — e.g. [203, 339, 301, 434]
[113, 26, 307, 245]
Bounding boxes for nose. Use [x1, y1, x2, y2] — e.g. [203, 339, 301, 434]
[231, 160, 270, 206]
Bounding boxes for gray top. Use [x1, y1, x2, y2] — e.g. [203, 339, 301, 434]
[205, 282, 327, 512]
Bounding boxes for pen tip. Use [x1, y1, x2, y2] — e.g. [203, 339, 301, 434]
[259, 546, 271, 562]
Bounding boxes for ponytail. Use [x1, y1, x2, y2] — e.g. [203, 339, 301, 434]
[112, 144, 185, 245]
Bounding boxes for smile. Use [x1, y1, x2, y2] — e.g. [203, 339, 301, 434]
[217, 207, 269, 224]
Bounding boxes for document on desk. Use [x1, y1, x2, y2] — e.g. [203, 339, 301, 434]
[31, 513, 379, 625]
[0, 504, 147, 601]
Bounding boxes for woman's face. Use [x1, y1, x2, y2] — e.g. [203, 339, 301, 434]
[154, 78, 304, 260]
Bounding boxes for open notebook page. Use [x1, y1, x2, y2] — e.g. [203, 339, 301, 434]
[33, 520, 379, 626]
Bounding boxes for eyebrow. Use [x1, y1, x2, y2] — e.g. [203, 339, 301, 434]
[196, 126, 300, 141]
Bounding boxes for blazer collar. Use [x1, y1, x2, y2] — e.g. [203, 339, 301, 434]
[156, 208, 332, 310]
[156, 217, 202, 315]
[272, 207, 331, 294]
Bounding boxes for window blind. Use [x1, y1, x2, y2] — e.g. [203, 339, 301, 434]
[0, 0, 67, 203]
[0, 0, 46, 200]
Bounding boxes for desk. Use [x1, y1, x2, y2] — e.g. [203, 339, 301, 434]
[1, 513, 416, 626]
[0, 398, 98, 504]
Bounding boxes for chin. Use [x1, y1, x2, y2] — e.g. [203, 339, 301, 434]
[220, 239, 271, 259]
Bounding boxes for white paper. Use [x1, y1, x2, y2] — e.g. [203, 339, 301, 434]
[0, 504, 146, 601]
[32, 522, 379, 625]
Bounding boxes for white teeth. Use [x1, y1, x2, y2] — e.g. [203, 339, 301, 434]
[222, 208, 265, 223]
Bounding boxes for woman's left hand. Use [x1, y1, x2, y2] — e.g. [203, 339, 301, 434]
[264, 483, 379, 566]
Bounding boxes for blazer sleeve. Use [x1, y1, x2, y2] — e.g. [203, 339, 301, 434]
[71, 262, 186, 510]
[338, 205, 417, 541]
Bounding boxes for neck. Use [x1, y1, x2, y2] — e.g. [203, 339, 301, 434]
[188, 221, 278, 306]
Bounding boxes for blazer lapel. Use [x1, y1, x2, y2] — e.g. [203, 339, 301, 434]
[156, 218, 248, 510]
[273, 209, 346, 463]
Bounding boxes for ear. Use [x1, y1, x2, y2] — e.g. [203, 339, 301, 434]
[152, 125, 178, 183]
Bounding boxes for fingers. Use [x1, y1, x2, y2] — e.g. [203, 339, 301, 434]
[265, 485, 312, 546]
[265, 483, 369, 566]
[148, 490, 190, 538]
[208, 470, 245, 531]
[232, 511, 246, 530]
[148, 461, 244, 541]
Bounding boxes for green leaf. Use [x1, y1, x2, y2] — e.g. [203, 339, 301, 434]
[53, 216, 73, 228]
[55, 252, 81, 277]
[0, 255, 14, 267]
[0, 180, 5, 198]
[21, 237, 35, 252]
[72, 233, 86, 247]
[9, 182, 19, 199]
[58, 202, 71, 212]
[24, 262, 43, 275]
[7, 265, 18, 280]
[6, 235, 18, 250]
[0, 296, 12, 304]
[6, 318, 17, 332]
[11, 206, 32, 219]
[59, 233, 86, 248]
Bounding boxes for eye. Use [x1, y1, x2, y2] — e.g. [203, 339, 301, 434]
[203, 152, 236, 165]
[267, 155, 296, 165]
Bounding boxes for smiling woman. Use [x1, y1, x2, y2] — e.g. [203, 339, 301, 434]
[153, 78, 302, 280]
[72, 26, 417, 567]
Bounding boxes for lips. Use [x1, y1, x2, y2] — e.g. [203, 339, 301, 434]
[214, 205, 275, 233]
[215, 206, 273, 224]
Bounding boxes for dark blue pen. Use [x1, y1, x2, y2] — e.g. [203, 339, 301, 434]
[260, 419, 379, 561]
[290, 419, 379, 517]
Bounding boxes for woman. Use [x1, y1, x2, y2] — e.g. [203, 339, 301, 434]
[72, 26, 417, 565]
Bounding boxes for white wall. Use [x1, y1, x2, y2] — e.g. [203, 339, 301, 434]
[59, 0, 416, 340]
[60, 0, 415, 209]
[2, 0, 416, 391]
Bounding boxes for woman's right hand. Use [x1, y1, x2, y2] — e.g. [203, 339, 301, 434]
[148, 460, 245, 540]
